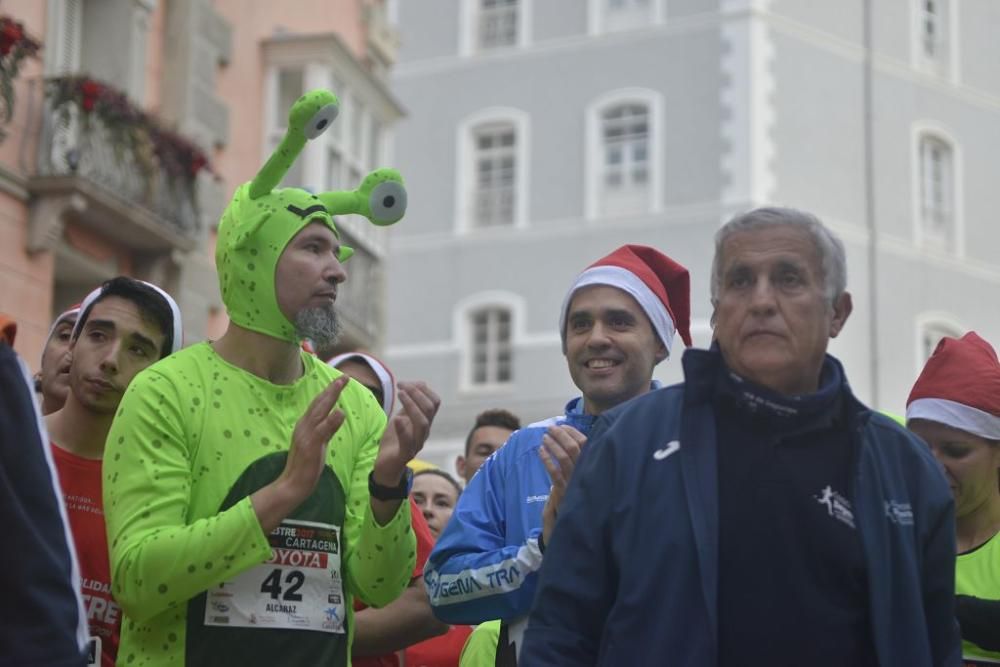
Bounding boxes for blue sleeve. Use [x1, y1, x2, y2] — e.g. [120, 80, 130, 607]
[521, 418, 618, 664]
[424, 434, 545, 624]
[0, 344, 88, 667]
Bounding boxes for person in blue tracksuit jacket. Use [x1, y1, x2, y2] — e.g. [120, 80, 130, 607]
[522, 207, 961, 667]
[425, 245, 693, 664]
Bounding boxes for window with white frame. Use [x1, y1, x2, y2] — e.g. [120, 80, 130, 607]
[918, 134, 954, 245]
[920, 0, 945, 58]
[920, 321, 962, 362]
[478, 0, 519, 50]
[469, 306, 513, 386]
[915, 0, 950, 75]
[600, 103, 650, 215]
[603, 0, 654, 32]
[471, 122, 517, 227]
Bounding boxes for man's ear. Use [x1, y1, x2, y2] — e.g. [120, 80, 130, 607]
[829, 291, 853, 339]
[653, 341, 668, 365]
[455, 455, 466, 481]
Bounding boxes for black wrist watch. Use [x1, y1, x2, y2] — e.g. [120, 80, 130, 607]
[368, 469, 413, 501]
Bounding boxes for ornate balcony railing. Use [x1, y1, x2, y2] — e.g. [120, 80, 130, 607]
[34, 97, 200, 240]
[28, 75, 212, 252]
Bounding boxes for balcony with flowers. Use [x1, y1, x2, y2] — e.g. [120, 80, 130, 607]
[27, 74, 212, 255]
[0, 13, 40, 142]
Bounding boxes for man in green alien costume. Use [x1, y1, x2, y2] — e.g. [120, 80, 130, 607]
[103, 89, 440, 666]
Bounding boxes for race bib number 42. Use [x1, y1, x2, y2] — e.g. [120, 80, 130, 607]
[205, 519, 345, 634]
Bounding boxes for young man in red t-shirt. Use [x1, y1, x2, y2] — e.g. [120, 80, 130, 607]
[46, 277, 181, 667]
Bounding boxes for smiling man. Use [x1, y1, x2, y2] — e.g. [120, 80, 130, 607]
[522, 207, 960, 667]
[425, 245, 691, 664]
[46, 276, 182, 667]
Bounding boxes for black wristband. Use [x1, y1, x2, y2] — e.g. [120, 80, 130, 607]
[368, 469, 413, 501]
[538, 531, 546, 554]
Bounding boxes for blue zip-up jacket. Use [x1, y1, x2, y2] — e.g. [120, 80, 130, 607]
[424, 397, 599, 624]
[522, 349, 961, 667]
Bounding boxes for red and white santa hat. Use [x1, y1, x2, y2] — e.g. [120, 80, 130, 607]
[327, 352, 396, 416]
[906, 331, 1000, 440]
[72, 279, 183, 354]
[559, 244, 691, 359]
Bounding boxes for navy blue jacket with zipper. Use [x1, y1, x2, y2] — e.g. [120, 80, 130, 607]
[521, 348, 961, 667]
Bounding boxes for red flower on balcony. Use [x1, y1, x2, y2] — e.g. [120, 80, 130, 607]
[79, 78, 103, 110]
[0, 14, 41, 142]
[46, 75, 213, 186]
[0, 19, 24, 55]
[80, 79, 101, 97]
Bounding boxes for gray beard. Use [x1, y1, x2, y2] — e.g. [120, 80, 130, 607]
[294, 305, 342, 349]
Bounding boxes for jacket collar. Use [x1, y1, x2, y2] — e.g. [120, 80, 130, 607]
[563, 379, 664, 424]
[681, 346, 869, 428]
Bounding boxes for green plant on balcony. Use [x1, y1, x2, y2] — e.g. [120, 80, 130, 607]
[45, 75, 212, 187]
[0, 14, 41, 142]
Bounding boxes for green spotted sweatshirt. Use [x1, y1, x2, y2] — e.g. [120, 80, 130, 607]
[103, 343, 414, 666]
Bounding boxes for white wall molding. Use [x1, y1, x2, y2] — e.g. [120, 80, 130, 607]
[720, 0, 775, 209]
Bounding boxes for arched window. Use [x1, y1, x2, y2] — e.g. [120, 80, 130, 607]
[472, 122, 517, 227]
[589, 0, 664, 35]
[919, 135, 953, 240]
[915, 315, 965, 373]
[468, 306, 513, 386]
[456, 108, 530, 232]
[913, 0, 956, 78]
[913, 127, 961, 252]
[921, 321, 962, 362]
[459, 0, 531, 55]
[586, 90, 662, 219]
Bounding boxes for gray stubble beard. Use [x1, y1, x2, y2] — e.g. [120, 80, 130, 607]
[294, 304, 342, 349]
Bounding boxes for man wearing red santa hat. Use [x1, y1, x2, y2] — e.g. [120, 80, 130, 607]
[425, 244, 692, 664]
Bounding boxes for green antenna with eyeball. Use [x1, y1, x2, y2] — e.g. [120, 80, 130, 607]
[319, 169, 408, 226]
[248, 89, 341, 199]
[215, 87, 411, 343]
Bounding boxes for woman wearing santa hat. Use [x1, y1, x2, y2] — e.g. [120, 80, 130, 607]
[907, 332, 1000, 664]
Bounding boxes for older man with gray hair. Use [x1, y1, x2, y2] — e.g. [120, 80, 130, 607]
[522, 207, 961, 666]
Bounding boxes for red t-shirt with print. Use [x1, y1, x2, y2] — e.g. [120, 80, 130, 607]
[353, 498, 436, 667]
[52, 443, 119, 667]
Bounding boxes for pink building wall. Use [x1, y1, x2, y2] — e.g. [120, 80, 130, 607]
[212, 0, 369, 190]
[0, 0, 170, 369]
[0, 0, 54, 368]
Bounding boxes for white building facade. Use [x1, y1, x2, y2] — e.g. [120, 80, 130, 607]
[385, 0, 1000, 470]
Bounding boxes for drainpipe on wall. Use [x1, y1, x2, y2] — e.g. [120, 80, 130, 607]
[863, 0, 880, 406]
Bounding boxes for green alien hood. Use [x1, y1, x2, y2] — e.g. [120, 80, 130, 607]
[216, 88, 408, 342]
